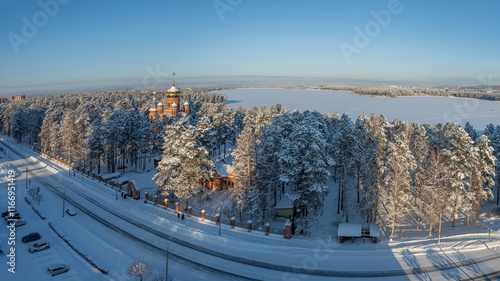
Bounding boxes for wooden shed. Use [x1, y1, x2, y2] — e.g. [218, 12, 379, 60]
[338, 223, 380, 243]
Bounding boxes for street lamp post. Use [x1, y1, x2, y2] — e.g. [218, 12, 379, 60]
[154, 242, 169, 280]
[62, 189, 66, 217]
[218, 202, 223, 236]
[26, 167, 28, 189]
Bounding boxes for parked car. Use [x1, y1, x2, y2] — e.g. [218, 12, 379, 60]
[0, 246, 3, 256]
[4, 213, 21, 221]
[65, 208, 76, 216]
[14, 220, 26, 227]
[22, 232, 41, 243]
[1, 210, 11, 217]
[47, 264, 69, 277]
[29, 241, 50, 253]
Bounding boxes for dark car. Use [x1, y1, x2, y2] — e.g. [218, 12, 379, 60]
[22, 232, 41, 243]
[65, 208, 76, 216]
[4, 213, 21, 221]
[2, 210, 11, 218]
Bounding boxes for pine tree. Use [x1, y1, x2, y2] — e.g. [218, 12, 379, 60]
[87, 119, 105, 175]
[232, 126, 257, 220]
[358, 114, 390, 223]
[353, 116, 379, 222]
[443, 123, 475, 227]
[332, 114, 356, 220]
[470, 135, 495, 222]
[383, 132, 415, 237]
[154, 118, 213, 209]
[464, 121, 478, 142]
[150, 114, 165, 156]
[11, 108, 26, 143]
[408, 122, 429, 229]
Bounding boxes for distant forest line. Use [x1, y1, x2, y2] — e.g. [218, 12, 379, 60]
[206, 84, 500, 101]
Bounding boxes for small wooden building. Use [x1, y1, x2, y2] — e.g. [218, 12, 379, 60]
[338, 223, 380, 243]
[275, 196, 293, 218]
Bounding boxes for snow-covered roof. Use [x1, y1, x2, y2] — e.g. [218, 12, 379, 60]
[338, 223, 362, 237]
[113, 176, 129, 185]
[168, 85, 180, 93]
[101, 172, 121, 180]
[337, 223, 380, 237]
[214, 160, 234, 177]
[275, 196, 293, 209]
[171, 103, 178, 109]
[184, 101, 190, 106]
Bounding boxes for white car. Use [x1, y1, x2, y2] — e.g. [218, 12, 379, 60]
[29, 241, 50, 253]
[47, 264, 69, 277]
[65, 208, 76, 216]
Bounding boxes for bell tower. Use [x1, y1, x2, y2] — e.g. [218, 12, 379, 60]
[166, 72, 181, 116]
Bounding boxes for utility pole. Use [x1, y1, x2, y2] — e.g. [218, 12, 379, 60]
[26, 167, 28, 189]
[154, 242, 169, 280]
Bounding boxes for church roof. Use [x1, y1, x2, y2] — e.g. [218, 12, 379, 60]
[168, 85, 180, 93]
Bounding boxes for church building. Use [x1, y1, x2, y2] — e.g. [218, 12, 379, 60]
[148, 72, 190, 123]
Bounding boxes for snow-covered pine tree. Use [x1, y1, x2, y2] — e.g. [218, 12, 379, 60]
[233, 107, 246, 137]
[154, 117, 213, 209]
[443, 122, 476, 227]
[470, 135, 495, 222]
[60, 111, 79, 163]
[11, 108, 27, 143]
[232, 125, 257, 221]
[358, 114, 390, 223]
[383, 129, 415, 237]
[483, 124, 500, 204]
[128, 111, 150, 170]
[353, 116, 379, 222]
[332, 114, 356, 220]
[408, 122, 429, 229]
[271, 111, 331, 232]
[87, 119, 105, 175]
[422, 147, 450, 236]
[211, 105, 235, 158]
[196, 115, 217, 159]
[149, 113, 165, 156]
[25, 109, 44, 145]
[464, 121, 478, 142]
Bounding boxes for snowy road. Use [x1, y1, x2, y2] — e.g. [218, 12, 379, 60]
[2, 137, 500, 280]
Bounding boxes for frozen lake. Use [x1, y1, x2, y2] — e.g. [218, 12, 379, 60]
[220, 88, 500, 130]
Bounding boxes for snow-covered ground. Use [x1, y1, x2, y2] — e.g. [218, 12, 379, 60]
[1, 136, 500, 280]
[220, 88, 500, 130]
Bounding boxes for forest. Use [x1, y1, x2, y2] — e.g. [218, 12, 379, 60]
[1, 88, 500, 237]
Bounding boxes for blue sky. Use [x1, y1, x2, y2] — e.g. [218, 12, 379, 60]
[1, 0, 500, 96]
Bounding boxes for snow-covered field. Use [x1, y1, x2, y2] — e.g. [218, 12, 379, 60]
[221, 88, 500, 130]
[1, 136, 500, 280]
